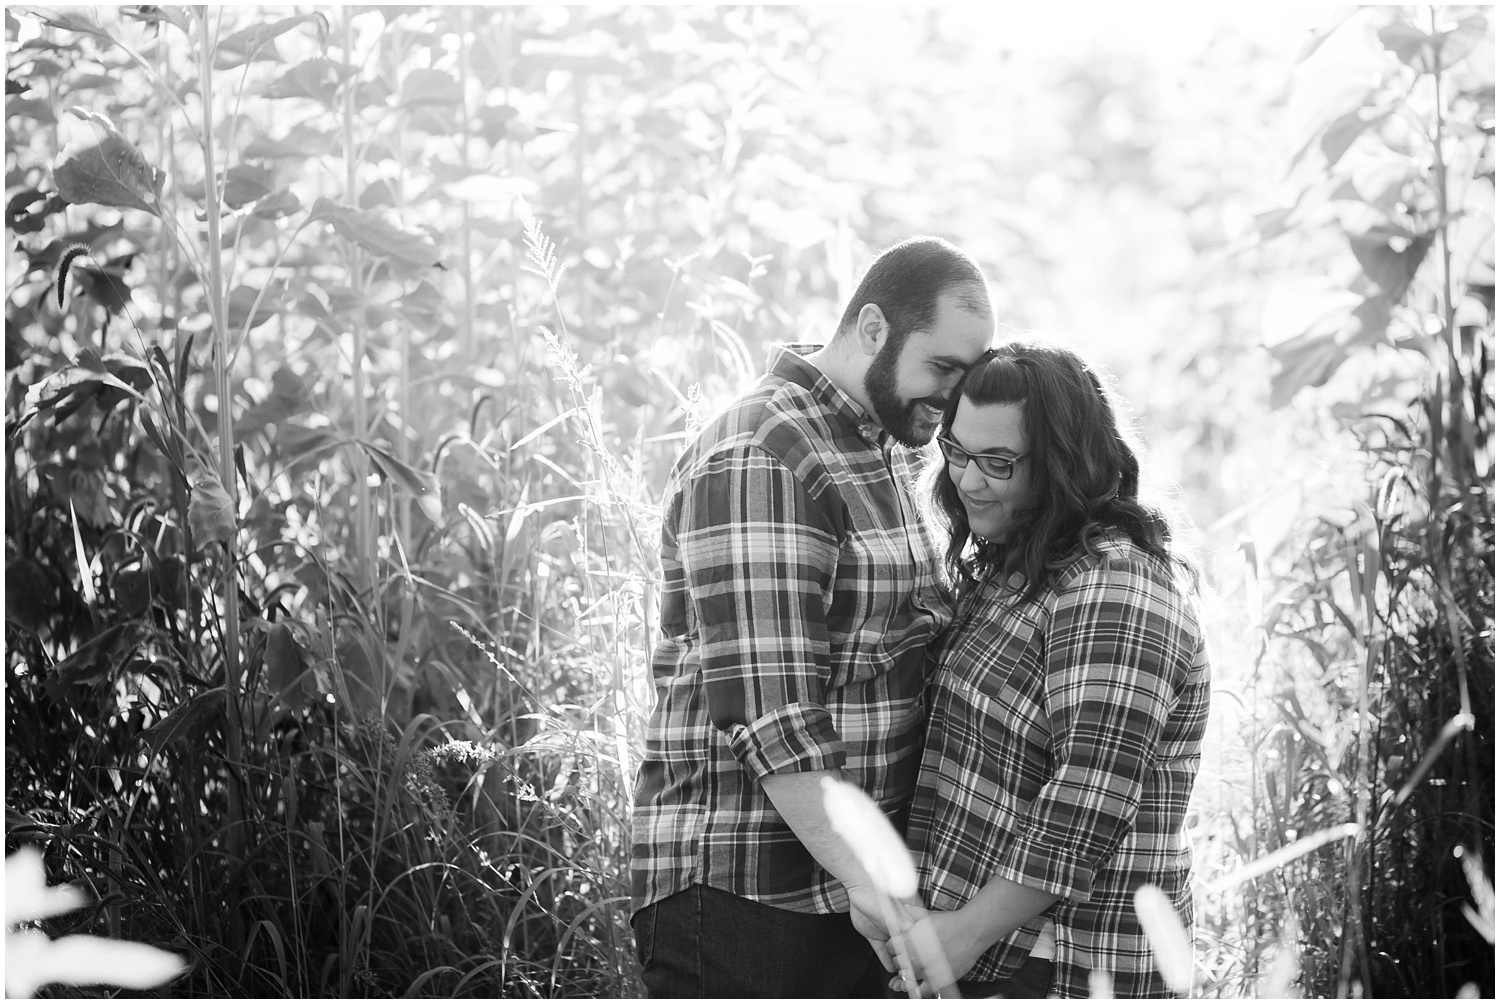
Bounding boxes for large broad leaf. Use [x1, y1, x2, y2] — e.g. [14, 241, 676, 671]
[395, 279, 450, 333]
[1349, 229, 1435, 300]
[33, 347, 150, 420]
[7, 188, 62, 234]
[226, 283, 281, 331]
[234, 363, 310, 436]
[1320, 109, 1380, 169]
[1377, 19, 1431, 66]
[138, 687, 225, 767]
[309, 197, 439, 268]
[221, 164, 272, 209]
[263, 622, 311, 712]
[215, 14, 328, 69]
[188, 469, 237, 547]
[11, 6, 111, 41]
[1379, 12, 1490, 71]
[359, 441, 442, 524]
[43, 624, 136, 700]
[262, 57, 348, 103]
[243, 125, 338, 160]
[120, 5, 194, 34]
[274, 418, 344, 461]
[250, 186, 302, 220]
[54, 129, 162, 216]
[1268, 326, 1351, 409]
[398, 68, 462, 109]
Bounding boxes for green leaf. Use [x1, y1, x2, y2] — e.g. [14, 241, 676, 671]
[250, 186, 302, 220]
[33, 347, 149, 418]
[6, 558, 54, 632]
[263, 622, 310, 711]
[1377, 19, 1431, 67]
[12, 6, 111, 41]
[359, 441, 442, 524]
[1268, 326, 1349, 409]
[1349, 229, 1435, 300]
[395, 279, 449, 333]
[120, 5, 195, 34]
[1347, 294, 1394, 347]
[188, 469, 236, 547]
[43, 623, 132, 701]
[96, 351, 151, 408]
[1434, 13, 1491, 69]
[227, 283, 280, 331]
[309, 197, 439, 268]
[221, 164, 272, 209]
[74, 265, 133, 315]
[62, 73, 118, 94]
[262, 57, 349, 103]
[275, 419, 344, 461]
[243, 125, 338, 160]
[1320, 110, 1370, 169]
[53, 129, 162, 216]
[138, 686, 225, 766]
[233, 363, 310, 436]
[398, 68, 462, 108]
[215, 14, 329, 69]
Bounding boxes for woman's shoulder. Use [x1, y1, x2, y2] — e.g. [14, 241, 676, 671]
[1052, 531, 1189, 601]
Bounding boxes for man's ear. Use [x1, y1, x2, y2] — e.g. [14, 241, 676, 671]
[855, 303, 888, 357]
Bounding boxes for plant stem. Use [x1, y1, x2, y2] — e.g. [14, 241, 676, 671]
[343, 8, 373, 590]
[197, 4, 246, 944]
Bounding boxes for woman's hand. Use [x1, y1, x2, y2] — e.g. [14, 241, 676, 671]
[886, 908, 982, 998]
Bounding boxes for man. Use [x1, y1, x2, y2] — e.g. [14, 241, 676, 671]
[631, 236, 995, 997]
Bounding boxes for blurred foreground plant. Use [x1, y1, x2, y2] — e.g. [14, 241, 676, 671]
[5, 846, 185, 998]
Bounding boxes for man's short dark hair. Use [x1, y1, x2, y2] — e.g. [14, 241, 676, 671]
[836, 236, 990, 346]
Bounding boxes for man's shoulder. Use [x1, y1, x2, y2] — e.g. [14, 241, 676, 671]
[680, 373, 835, 475]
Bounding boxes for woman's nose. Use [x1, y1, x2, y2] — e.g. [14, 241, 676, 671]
[956, 461, 988, 494]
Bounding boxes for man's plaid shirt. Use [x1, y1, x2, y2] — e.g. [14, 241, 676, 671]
[630, 344, 951, 916]
[908, 534, 1210, 998]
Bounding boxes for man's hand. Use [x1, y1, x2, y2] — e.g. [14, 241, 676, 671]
[847, 881, 922, 974]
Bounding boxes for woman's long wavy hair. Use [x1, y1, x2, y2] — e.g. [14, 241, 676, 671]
[920, 339, 1197, 603]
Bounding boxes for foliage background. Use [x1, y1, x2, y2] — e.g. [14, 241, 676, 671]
[3, 3, 1492, 998]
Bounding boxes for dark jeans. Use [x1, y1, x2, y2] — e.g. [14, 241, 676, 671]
[632, 883, 893, 998]
[957, 956, 1056, 999]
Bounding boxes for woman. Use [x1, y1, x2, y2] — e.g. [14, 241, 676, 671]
[897, 340, 1211, 998]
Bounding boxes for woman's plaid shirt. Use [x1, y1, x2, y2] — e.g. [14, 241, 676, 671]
[908, 534, 1211, 998]
[630, 344, 951, 916]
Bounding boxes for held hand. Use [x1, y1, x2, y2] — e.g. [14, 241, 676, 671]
[888, 909, 982, 998]
[847, 882, 920, 974]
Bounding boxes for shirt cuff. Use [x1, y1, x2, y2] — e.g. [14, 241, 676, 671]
[989, 830, 1098, 903]
[723, 701, 847, 780]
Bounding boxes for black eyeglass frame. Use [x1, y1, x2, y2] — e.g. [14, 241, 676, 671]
[935, 433, 1028, 481]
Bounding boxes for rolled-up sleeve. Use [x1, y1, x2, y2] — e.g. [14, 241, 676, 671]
[992, 559, 1187, 901]
[678, 446, 845, 780]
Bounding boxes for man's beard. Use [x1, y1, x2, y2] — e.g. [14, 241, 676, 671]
[863, 335, 948, 448]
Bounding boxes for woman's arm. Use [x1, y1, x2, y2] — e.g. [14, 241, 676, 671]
[910, 877, 1059, 991]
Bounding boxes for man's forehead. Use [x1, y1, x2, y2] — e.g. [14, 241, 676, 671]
[908, 304, 994, 363]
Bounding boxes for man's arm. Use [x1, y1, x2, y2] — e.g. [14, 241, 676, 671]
[760, 771, 900, 947]
[679, 447, 899, 946]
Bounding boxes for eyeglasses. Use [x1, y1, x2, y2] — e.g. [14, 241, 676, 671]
[935, 434, 1028, 481]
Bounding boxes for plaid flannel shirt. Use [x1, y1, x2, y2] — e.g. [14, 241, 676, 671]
[908, 533, 1211, 998]
[631, 343, 951, 916]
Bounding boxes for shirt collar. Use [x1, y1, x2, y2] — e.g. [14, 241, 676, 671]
[767, 343, 890, 449]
